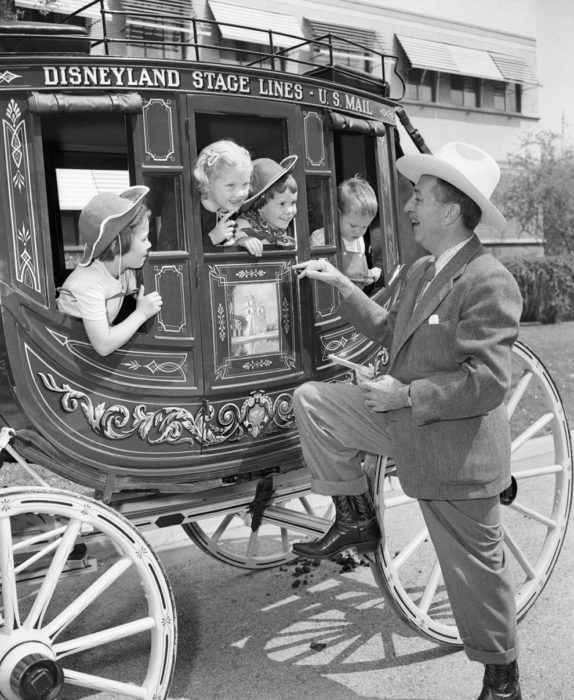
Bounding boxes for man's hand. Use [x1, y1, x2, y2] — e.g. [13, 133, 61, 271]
[291, 259, 355, 297]
[359, 374, 410, 412]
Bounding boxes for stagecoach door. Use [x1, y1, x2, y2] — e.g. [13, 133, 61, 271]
[184, 95, 307, 402]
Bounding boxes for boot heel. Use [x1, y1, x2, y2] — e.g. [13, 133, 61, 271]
[355, 539, 379, 554]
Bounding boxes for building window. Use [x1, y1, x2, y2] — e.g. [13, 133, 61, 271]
[405, 68, 436, 102]
[450, 75, 479, 108]
[127, 26, 185, 59]
[482, 80, 523, 114]
[218, 39, 286, 69]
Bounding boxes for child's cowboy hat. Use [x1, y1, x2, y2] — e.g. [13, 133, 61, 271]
[396, 142, 506, 230]
[242, 155, 298, 209]
[79, 185, 149, 266]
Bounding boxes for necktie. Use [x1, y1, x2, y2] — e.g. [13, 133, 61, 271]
[415, 260, 435, 305]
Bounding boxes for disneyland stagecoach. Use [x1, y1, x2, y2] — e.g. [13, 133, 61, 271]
[0, 6, 571, 698]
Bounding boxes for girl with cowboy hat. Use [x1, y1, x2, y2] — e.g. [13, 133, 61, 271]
[57, 186, 162, 356]
[235, 155, 298, 257]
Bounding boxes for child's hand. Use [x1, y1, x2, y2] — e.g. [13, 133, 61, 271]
[136, 285, 163, 320]
[209, 212, 236, 245]
[367, 267, 382, 284]
[237, 236, 264, 257]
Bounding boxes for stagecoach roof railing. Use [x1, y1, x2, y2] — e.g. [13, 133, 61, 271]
[56, 0, 405, 101]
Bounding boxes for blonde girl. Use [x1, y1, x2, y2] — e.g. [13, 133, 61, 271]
[193, 139, 253, 246]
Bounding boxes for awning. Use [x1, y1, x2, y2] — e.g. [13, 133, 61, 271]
[55, 169, 130, 210]
[490, 52, 538, 84]
[121, 0, 193, 29]
[397, 35, 537, 84]
[306, 19, 382, 54]
[208, 1, 302, 49]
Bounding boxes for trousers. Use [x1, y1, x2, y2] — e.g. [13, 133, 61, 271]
[292, 380, 518, 664]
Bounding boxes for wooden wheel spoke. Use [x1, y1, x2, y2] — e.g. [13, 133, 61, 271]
[511, 412, 554, 453]
[211, 514, 234, 543]
[0, 517, 20, 632]
[24, 519, 82, 630]
[418, 559, 442, 614]
[506, 370, 533, 418]
[507, 500, 557, 529]
[280, 527, 290, 551]
[63, 668, 147, 697]
[514, 464, 562, 479]
[392, 527, 428, 570]
[245, 528, 258, 558]
[502, 525, 537, 579]
[45, 557, 133, 640]
[12, 524, 67, 553]
[55, 617, 156, 659]
[14, 536, 62, 575]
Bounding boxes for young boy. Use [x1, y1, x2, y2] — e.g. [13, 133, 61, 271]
[311, 176, 381, 288]
[57, 186, 162, 356]
[235, 156, 298, 257]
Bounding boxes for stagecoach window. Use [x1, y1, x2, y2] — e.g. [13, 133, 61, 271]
[143, 175, 185, 252]
[55, 168, 131, 270]
[307, 177, 334, 248]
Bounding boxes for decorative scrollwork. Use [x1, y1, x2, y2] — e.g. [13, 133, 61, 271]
[321, 331, 361, 359]
[38, 373, 294, 446]
[235, 269, 266, 279]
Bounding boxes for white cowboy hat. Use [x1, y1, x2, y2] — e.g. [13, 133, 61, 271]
[396, 142, 506, 230]
[79, 185, 149, 266]
[241, 155, 298, 209]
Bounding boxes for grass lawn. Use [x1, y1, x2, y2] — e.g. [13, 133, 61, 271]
[518, 320, 574, 430]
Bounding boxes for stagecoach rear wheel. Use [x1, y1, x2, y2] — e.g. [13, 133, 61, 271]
[183, 491, 333, 570]
[0, 488, 176, 699]
[369, 339, 573, 645]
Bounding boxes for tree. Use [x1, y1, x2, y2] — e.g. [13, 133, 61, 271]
[0, 0, 18, 20]
[0, 0, 60, 21]
[496, 130, 574, 255]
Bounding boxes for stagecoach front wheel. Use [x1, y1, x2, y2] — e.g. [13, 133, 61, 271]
[0, 488, 176, 699]
[369, 339, 573, 646]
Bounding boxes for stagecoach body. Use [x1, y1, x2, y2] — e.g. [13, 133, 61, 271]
[0, 11, 571, 700]
[0, 15, 418, 495]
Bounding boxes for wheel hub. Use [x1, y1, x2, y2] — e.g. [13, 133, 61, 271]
[0, 638, 63, 700]
[13, 654, 63, 700]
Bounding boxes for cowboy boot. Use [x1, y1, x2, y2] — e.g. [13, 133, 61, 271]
[292, 492, 380, 559]
[477, 660, 522, 700]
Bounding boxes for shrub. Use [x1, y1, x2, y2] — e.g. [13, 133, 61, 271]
[504, 255, 574, 324]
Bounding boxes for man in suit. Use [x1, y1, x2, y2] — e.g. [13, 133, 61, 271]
[291, 142, 522, 700]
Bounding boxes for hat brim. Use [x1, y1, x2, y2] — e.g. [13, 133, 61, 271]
[79, 185, 149, 266]
[397, 154, 506, 230]
[241, 154, 298, 209]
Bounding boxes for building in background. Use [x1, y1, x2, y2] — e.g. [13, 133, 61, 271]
[15, 0, 544, 256]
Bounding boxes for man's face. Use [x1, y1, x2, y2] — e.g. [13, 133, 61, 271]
[338, 207, 375, 241]
[404, 175, 447, 252]
[259, 189, 298, 230]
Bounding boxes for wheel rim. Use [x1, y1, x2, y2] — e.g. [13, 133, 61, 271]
[183, 493, 334, 570]
[370, 340, 573, 645]
[0, 488, 176, 699]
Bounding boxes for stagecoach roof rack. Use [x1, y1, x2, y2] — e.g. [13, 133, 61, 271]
[1, 0, 404, 100]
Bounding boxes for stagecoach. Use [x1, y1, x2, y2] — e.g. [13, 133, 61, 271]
[0, 5, 571, 698]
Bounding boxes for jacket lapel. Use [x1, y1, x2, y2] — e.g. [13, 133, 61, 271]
[391, 236, 484, 364]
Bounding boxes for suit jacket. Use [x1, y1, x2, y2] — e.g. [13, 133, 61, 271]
[338, 235, 523, 500]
